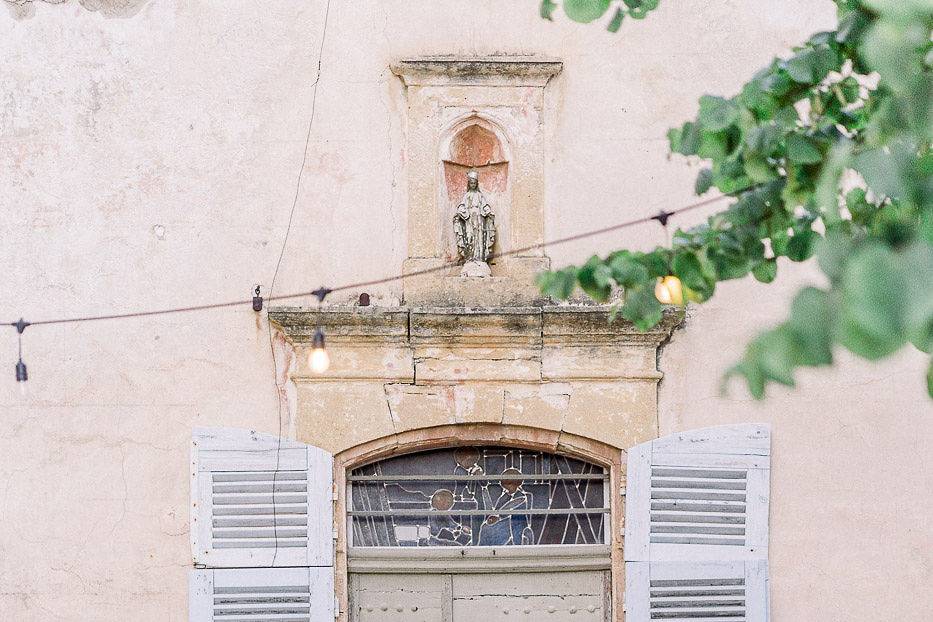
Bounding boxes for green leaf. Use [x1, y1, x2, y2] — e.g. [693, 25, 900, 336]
[852, 143, 912, 202]
[668, 122, 702, 156]
[837, 244, 908, 359]
[786, 134, 823, 164]
[740, 81, 779, 118]
[927, 357, 933, 398]
[743, 154, 779, 184]
[903, 242, 933, 352]
[920, 205, 933, 245]
[708, 248, 750, 280]
[838, 76, 861, 104]
[608, 253, 649, 288]
[694, 168, 714, 194]
[745, 123, 782, 156]
[698, 95, 739, 132]
[562, 0, 612, 23]
[697, 131, 729, 160]
[816, 231, 854, 282]
[844, 187, 874, 224]
[672, 251, 715, 299]
[621, 284, 664, 331]
[761, 70, 793, 97]
[773, 105, 799, 130]
[540, 0, 558, 20]
[727, 361, 766, 399]
[752, 258, 778, 283]
[633, 251, 670, 278]
[787, 229, 818, 261]
[577, 256, 613, 302]
[537, 267, 577, 300]
[606, 6, 625, 32]
[752, 326, 799, 387]
[785, 46, 839, 84]
[787, 287, 835, 366]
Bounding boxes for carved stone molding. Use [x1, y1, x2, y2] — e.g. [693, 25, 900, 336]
[392, 56, 563, 87]
[270, 305, 683, 349]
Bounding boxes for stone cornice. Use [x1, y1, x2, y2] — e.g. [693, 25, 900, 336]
[269, 307, 409, 345]
[269, 305, 683, 348]
[391, 56, 563, 87]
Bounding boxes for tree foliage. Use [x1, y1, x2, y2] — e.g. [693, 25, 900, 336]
[537, 0, 933, 398]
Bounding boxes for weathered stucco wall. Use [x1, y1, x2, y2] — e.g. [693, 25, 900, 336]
[1, 1, 929, 620]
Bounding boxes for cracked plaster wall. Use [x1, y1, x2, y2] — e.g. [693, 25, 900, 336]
[1, 1, 930, 621]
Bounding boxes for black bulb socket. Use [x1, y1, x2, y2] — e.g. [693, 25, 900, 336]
[15, 359, 27, 383]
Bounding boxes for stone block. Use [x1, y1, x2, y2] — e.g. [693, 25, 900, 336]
[410, 306, 542, 347]
[501, 383, 571, 432]
[561, 381, 658, 449]
[415, 356, 541, 382]
[294, 344, 413, 382]
[542, 344, 660, 381]
[385, 383, 505, 431]
[295, 382, 396, 454]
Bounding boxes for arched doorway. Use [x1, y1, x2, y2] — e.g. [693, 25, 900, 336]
[344, 441, 613, 621]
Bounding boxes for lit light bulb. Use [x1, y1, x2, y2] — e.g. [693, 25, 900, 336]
[309, 329, 330, 374]
[654, 275, 684, 306]
[15, 358, 28, 396]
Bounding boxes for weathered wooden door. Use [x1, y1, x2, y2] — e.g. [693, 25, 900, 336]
[350, 570, 611, 621]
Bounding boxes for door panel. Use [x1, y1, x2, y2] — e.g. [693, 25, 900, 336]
[351, 573, 450, 621]
[452, 571, 608, 621]
[351, 571, 609, 622]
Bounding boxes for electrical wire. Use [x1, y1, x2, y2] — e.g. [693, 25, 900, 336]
[4, 193, 727, 330]
[265, 0, 332, 568]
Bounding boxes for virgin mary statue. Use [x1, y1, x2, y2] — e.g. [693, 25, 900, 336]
[453, 170, 496, 277]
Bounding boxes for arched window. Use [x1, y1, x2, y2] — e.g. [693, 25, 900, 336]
[348, 446, 609, 547]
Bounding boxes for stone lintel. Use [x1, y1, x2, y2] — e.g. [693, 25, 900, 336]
[391, 56, 563, 87]
[543, 306, 685, 347]
[270, 305, 683, 349]
[410, 306, 542, 348]
[269, 306, 409, 345]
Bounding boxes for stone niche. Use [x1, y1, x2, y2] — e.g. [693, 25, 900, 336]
[392, 56, 563, 306]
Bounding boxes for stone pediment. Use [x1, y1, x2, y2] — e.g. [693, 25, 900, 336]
[392, 56, 563, 87]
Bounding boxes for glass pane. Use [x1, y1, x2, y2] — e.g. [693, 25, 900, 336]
[349, 446, 607, 547]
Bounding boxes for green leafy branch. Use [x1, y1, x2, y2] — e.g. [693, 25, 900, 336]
[538, 0, 933, 398]
[541, 0, 662, 32]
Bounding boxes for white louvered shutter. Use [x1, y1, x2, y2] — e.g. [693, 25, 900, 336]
[624, 424, 771, 621]
[189, 428, 336, 621]
[189, 567, 335, 622]
[191, 427, 334, 568]
[625, 560, 769, 622]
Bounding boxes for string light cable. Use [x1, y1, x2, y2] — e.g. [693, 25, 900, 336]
[6, 193, 726, 379]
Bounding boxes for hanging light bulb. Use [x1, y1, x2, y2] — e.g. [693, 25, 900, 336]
[655, 275, 684, 306]
[15, 358, 28, 395]
[309, 328, 330, 374]
[13, 318, 29, 395]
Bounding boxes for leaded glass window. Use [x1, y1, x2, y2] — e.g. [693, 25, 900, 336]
[348, 446, 608, 547]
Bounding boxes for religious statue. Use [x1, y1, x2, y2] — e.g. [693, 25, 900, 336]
[453, 170, 497, 277]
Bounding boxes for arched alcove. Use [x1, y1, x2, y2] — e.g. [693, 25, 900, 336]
[439, 116, 512, 270]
